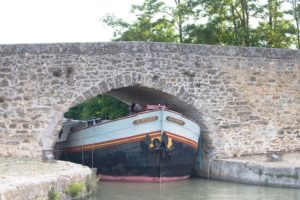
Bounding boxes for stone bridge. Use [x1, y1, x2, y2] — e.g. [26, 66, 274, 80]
[0, 42, 299, 174]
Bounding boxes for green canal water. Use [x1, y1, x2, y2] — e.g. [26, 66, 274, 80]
[86, 177, 300, 200]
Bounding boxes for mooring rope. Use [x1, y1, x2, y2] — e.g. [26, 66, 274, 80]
[92, 144, 95, 168]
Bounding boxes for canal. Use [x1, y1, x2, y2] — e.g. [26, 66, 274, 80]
[86, 178, 300, 200]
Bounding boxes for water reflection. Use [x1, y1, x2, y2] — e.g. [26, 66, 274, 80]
[86, 178, 300, 200]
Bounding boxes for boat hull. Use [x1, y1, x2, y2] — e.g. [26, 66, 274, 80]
[56, 110, 200, 182]
[59, 134, 197, 182]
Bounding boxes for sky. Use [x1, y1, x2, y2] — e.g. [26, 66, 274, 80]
[0, 0, 293, 45]
[0, 0, 142, 44]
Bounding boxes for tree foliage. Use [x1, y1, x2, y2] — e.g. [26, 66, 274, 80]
[288, 0, 300, 48]
[64, 95, 128, 120]
[254, 0, 295, 48]
[103, 0, 300, 49]
[103, 0, 177, 42]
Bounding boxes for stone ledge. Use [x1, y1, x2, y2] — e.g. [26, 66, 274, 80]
[0, 42, 299, 60]
[0, 159, 92, 200]
[205, 152, 300, 188]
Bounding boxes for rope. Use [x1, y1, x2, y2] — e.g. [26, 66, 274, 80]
[81, 145, 84, 165]
[92, 144, 95, 168]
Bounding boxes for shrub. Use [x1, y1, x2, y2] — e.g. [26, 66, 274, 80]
[64, 182, 85, 198]
[85, 171, 100, 193]
[48, 186, 61, 200]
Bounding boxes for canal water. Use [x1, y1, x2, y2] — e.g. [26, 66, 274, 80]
[86, 177, 300, 200]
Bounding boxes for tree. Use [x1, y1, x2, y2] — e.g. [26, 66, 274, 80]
[163, 0, 194, 43]
[103, 0, 177, 42]
[103, 0, 195, 43]
[288, 0, 300, 48]
[255, 0, 295, 48]
[184, 23, 225, 44]
[188, 0, 260, 46]
[64, 95, 128, 120]
[103, 0, 298, 48]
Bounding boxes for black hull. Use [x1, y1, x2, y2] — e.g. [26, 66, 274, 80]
[58, 138, 197, 181]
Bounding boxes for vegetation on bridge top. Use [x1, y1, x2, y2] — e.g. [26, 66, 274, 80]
[103, 0, 300, 49]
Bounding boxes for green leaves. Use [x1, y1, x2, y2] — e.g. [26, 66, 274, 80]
[253, 0, 295, 48]
[289, 0, 300, 48]
[255, 20, 295, 48]
[64, 95, 128, 120]
[102, 0, 300, 49]
[102, 0, 192, 43]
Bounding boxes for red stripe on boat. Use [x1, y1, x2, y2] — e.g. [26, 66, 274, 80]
[100, 175, 190, 182]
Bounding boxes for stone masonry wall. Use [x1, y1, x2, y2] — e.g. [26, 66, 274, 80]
[0, 42, 299, 162]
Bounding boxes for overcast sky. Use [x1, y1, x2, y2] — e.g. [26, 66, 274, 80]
[0, 0, 293, 45]
[0, 0, 142, 44]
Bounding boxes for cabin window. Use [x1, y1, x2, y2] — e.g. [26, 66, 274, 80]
[87, 120, 93, 126]
[166, 116, 185, 126]
[95, 119, 102, 124]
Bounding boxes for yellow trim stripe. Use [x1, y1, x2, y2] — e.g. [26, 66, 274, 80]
[165, 132, 198, 149]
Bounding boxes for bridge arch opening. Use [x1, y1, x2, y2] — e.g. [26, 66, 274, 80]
[107, 85, 205, 126]
[53, 84, 211, 174]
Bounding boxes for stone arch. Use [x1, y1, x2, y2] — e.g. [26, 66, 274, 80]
[38, 72, 215, 174]
[0, 42, 299, 173]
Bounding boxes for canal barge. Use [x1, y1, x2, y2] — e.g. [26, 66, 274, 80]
[55, 105, 200, 182]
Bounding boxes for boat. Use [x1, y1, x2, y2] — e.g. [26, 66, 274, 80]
[55, 105, 200, 182]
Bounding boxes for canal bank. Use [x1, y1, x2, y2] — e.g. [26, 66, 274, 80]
[1, 152, 300, 199]
[0, 158, 92, 200]
[204, 152, 300, 188]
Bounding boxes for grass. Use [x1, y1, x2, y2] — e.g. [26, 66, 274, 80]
[275, 173, 299, 179]
[263, 172, 299, 179]
[85, 170, 100, 193]
[48, 186, 61, 200]
[64, 182, 85, 198]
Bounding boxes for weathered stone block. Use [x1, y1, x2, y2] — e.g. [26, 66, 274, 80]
[0, 79, 9, 87]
